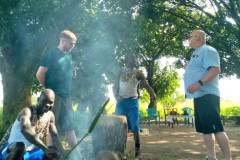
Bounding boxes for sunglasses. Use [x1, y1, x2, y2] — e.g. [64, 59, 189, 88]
[64, 40, 76, 46]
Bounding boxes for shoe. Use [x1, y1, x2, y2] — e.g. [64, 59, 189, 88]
[135, 148, 142, 159]
[206, 156, 218, 160]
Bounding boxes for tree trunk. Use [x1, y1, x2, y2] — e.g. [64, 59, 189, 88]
[1, 70, 33, 129]
[0, 33, 51, 129]
[146, 59, 157, 109]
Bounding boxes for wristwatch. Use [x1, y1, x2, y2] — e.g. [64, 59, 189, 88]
[198, 80, 204, 86]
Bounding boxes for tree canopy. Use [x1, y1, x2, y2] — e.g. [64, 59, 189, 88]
[153, 0, 240, 77]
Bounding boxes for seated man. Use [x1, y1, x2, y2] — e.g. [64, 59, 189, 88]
[0, 89, 65, 160]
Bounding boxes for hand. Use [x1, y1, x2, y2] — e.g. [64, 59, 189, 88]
[187, 82, 201, 94]
[183, 62, 188, 69]
[45, 148, 61, 160]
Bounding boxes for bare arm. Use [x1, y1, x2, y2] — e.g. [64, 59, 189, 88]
[137, 71, 156, 100]
[20, 109, 61, 159]
[201, 67, 221, 84]
[20, 108, 48, 151]
[36, 66, 48, 86]
[187, 66, 220, 94]
[48, 112, 64, 153]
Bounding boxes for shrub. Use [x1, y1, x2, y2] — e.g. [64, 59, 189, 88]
[221, 106, 240, 116]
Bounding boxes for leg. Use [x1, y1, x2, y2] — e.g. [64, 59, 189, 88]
[134, 131, 140, 146]
[59, 98, 78, 148]
[46, 133, 53, 146]
[65, 130, 83, 159]
[133, 131, 141, 159]
[127, 99, 141, 159]
[215, 132, 232, 160]
[6, 142, 26, 160]
[195, 95, 226, 159]
[65, 130, 78, 148]
[203, 133, 216, 159]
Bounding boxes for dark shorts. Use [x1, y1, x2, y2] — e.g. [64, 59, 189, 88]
[52, 95, 74, 132]
[115, 99, 140, 132]
[194, 94, 224, 134]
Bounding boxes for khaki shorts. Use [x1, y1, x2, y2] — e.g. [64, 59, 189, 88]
[52, 95, 75, 132]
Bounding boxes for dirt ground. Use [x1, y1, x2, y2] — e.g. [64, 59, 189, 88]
[126, 121, 240, 160]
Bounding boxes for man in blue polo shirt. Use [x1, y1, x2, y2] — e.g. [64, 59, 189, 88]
[184, 30, 232, 160]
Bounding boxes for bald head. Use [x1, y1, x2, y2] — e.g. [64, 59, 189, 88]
[188, 30, 206, 49]
[37, 89, 55, 114]
[41, 89, 55, 98]
[193, 30, 206, 43]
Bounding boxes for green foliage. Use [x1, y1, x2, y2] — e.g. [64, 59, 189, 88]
[138, 94, 240, 121]
[161, 92, 186, 109]
[158, 0, 240, 77]
[139, 89, 151, 104]
[0, 107, 4, 139]
[32, 78, 43, 95]
[152, 65, 180, 101]
[106, 102, 116, 115]
[138, 63, 180, 106]
[221, 106, 240, 116]
[31, 96, 38, 105]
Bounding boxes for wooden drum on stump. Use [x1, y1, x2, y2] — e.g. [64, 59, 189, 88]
[92, 115, 128, 156]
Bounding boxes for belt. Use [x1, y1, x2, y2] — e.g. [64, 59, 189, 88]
[119, 96, 137, 100]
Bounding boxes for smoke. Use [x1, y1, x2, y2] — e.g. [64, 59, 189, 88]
[64, 2, 140, 160]
[0, 75, 2, 107]
[4, 0, 139, 159]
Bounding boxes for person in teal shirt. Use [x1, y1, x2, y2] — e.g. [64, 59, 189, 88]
[36, 30, 80, 156]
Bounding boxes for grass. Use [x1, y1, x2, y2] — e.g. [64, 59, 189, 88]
[137, 98, 240, 120]
[0, 107, 4, 139]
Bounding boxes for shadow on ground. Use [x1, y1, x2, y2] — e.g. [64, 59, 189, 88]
[126, 121, 240, 160]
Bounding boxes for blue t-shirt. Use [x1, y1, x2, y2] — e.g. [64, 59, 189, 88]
[184, 44, 220, 99]
[40, 48, 72, 98]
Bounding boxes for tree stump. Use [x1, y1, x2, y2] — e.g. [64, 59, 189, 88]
[95, 150, 120, 160]
[91, 115, 128, 156]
